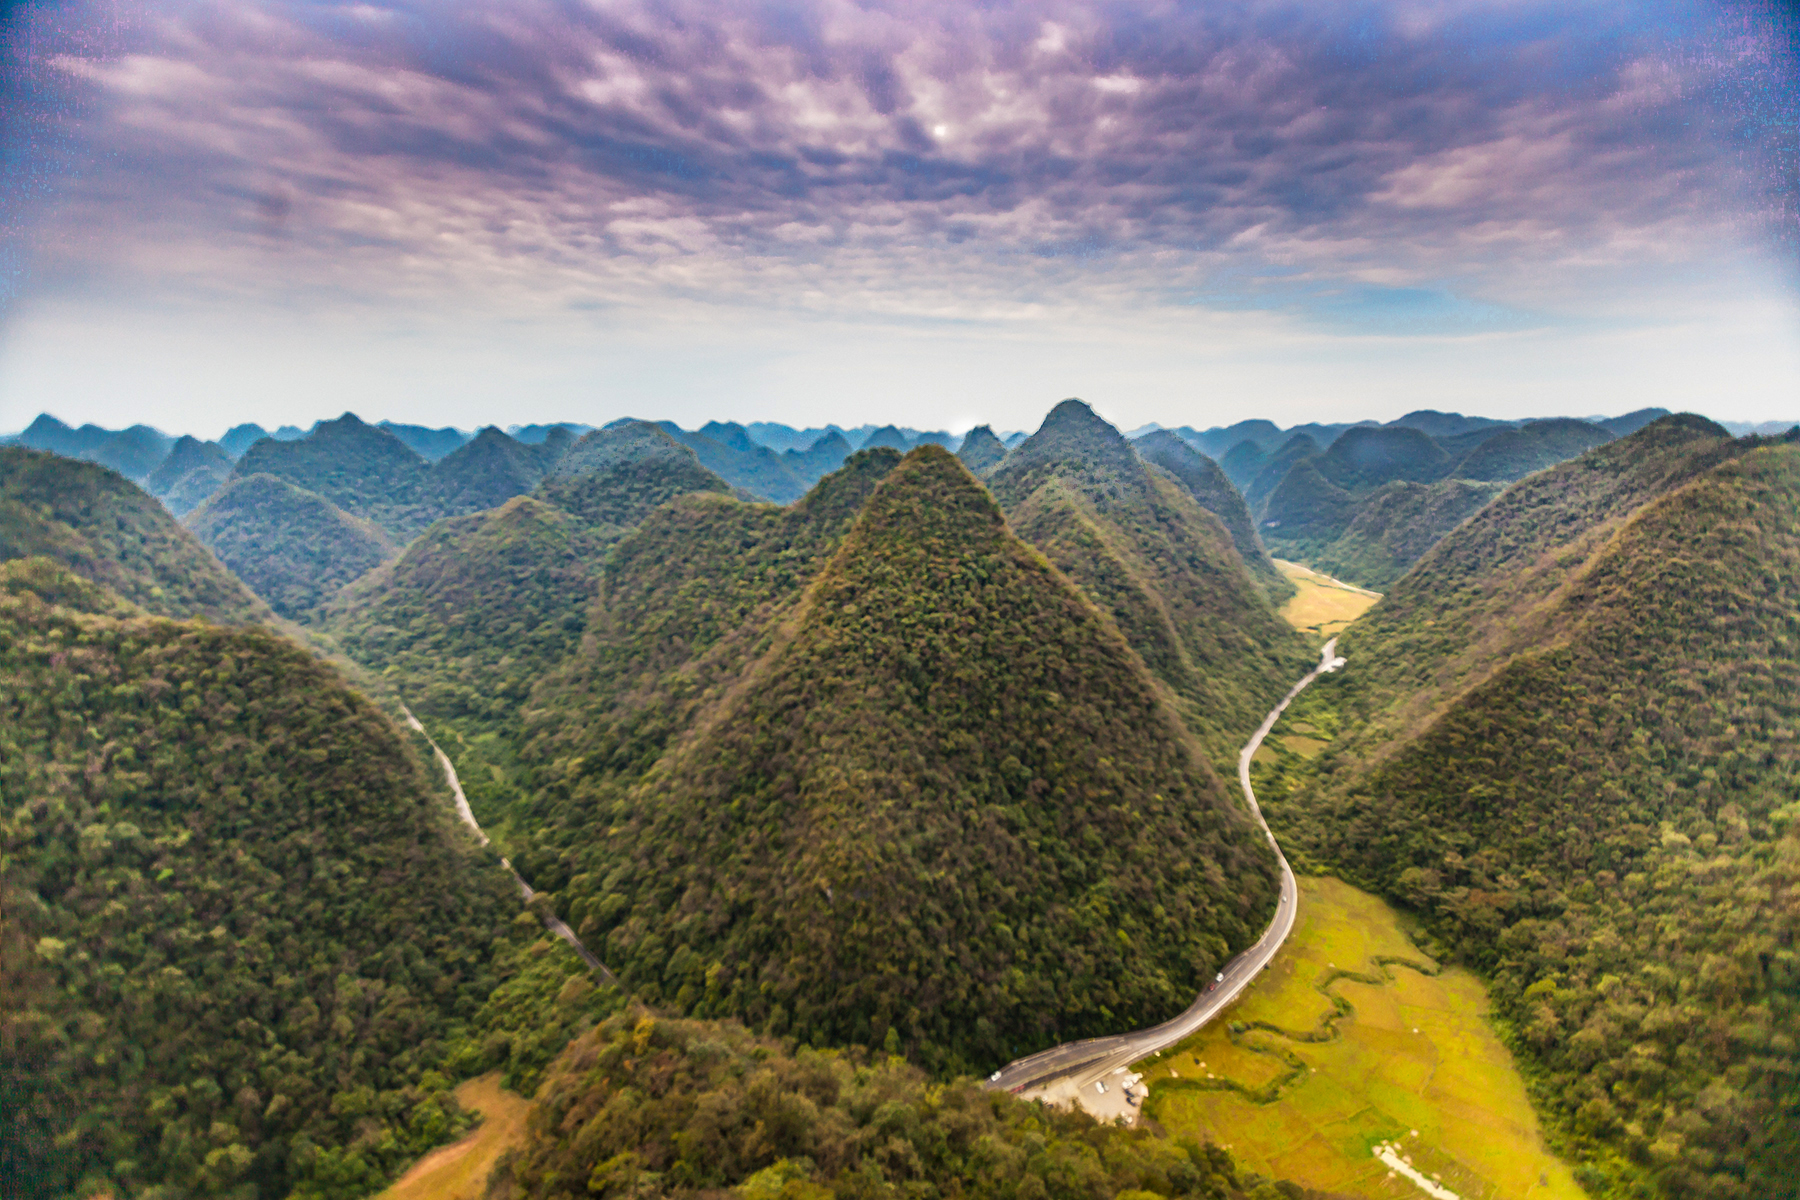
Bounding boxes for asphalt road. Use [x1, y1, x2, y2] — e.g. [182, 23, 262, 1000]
[401, 704, 625, 990]
[985, 639, 1344, 1098]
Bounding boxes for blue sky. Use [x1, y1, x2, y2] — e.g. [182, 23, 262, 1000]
[1, 0, 1795, 438]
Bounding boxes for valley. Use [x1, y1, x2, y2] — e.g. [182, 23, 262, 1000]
[3, 406, 1795, 1200]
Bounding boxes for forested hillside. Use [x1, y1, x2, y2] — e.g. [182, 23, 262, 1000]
[1255, 419, 1800, 1198]
[232, 413, 435, 539]
[494, 1009, 1322, 1200]
[516, 446, 1279, 1073]
[0, 562, 525, 1200]
[1134, 430, 1292, 604]
[186, 474, 398, 620]
[1, 447, 269, 624]
[956, 424, 1008, 474]
[145, 435, 233, 516]
[1306, 478, 1507, 588]
[990, 401, 1311, 760]
[328, 496, 607, 728]
[535, 423, 733, 535]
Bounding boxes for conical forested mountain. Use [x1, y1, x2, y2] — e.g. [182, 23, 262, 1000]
[0, 560, 523, 1200]
[1257, 457, 1356, 551]
[231, 412, 432, 538]
[423, 425, 560, 519]
[1452, 417, 1613, 482]
[955, 423, 1008, 474]
[185, 473, 397, 620]
[145, 435, 233, 516]
[1242, 431, 1320, 513]
[328, 495, 607, 727]
[1216, 438, 1267, 489]
[988, 400, 1311, 759]
[535, 421, 733, 536]
[518, 448, 907, 794]
[546, 446, 1278, 1071]
[1307, 477, 1506, 588]
[1313, 424, 1451, 491]
[0, 446, 268, 624]
[1257, 418, 1798, 1197]
[1135, 429, 1291, 603]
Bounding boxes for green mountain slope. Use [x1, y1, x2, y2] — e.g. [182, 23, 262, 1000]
[518, 449, 905, 814]
[1314, 424, 1452, 491]
[424, 425, 565, 519]
[1454, 418, 1614, 482]
[328, 496, 606, 727]
[989, 401, 1312, 759]
[1307, 478, 1508, 588]
[1255, 419, 1797, 1197]
[1135, 430, 1292, 603]
[955, 424, 1009, 474]
[1255, 458, 1355, 558]
[185, 474, 397, 619]
[1243, 433, 1319, 514]
[536, 423, 733, 536]
[498, 1009, 1311, 1200]
[1, 447, 268, 624]
[555, 447, 1279, 1070]
[1216, 438, 1268, 490]
[144, 435, 234, 516]
[231, 413, 432, 538]
[0, 564, 521, 1200]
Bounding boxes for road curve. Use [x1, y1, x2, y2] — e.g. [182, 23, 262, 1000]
[985, 639, 1344, 1097]
[401, 704, 625, 991]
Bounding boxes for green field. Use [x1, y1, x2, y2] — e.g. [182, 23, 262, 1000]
[1141, 877, 1581, 1200]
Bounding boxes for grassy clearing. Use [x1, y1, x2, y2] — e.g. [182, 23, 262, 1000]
[1140, 877, 1581, 1200]
[1274, 560, 1380, 639]
[378, 1073, 530, 1200]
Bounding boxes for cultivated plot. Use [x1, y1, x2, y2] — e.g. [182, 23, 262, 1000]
[1140, 877, 1581, 1200]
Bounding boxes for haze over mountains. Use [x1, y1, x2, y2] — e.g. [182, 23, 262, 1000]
[4, 397, 1797, 1200]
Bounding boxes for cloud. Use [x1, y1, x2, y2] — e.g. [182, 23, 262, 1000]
[1, 0, 1786, 327]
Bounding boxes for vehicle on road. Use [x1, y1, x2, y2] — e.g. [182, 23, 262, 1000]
[1206, 971, 1224, 992]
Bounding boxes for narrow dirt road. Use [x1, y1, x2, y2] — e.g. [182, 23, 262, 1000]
[401, 705, 624, 990]
[985, 640, 1344, 1111]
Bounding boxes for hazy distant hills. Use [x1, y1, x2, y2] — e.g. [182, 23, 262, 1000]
[1135, 429, 1292, 603]
[1259, 417, 1800, 1195]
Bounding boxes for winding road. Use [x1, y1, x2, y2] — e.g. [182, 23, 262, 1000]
[985, 638, 1344, 1105]
[401, 705, 624, 990]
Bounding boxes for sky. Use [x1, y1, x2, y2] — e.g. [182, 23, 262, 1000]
[1, 0, 1795, 439]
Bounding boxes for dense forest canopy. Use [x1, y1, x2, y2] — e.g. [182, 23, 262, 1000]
[529, 446, 1279, 1073]
[989, 401, 1311, 763]
[0, 447, 269, 625]
[0, 561, 526, 1200]
[1256, 423, 1800, 1198]
[493, 1009, 1327, 1200]
[185, 474, 398, 622]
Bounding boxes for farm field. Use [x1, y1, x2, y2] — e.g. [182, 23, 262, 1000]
[1140, 877, 1581, 1200]
[1274, 560, 1380, 638]
[377, 1073, 530, 1200]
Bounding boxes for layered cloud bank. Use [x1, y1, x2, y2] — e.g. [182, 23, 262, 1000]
[2, 0, 1795, 431]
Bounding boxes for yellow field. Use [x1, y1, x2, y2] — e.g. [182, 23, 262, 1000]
[1275, 560, 1381, 638]
[1141, 877, 1581, 1200]
[378, 1074, 530, 1200]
